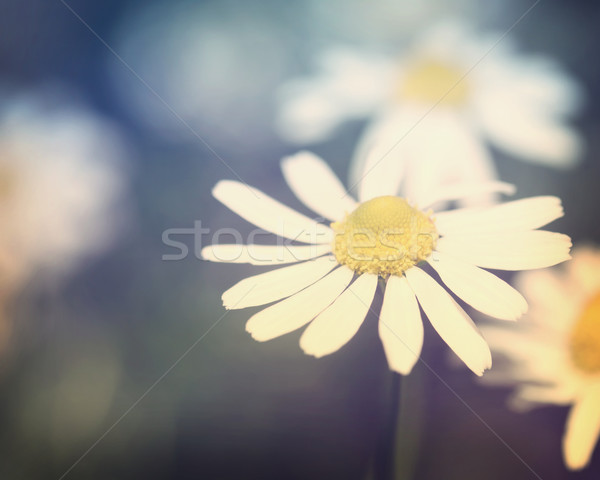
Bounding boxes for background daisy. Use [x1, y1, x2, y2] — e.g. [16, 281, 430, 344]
[0, 92, 128, 285]
[276, 20, 584, 205]
[481, 246, 600, 470]
[203, 151, 570, 376]
[0, 91, 129, 354]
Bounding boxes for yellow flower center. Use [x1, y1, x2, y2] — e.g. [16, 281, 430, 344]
[570, 292, 600, 374]
[397, 58, 469, 105]
[331, 196, 438, 277]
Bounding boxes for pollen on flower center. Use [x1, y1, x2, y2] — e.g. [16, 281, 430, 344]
[331, 196, 438, 277]
[570, 292, 600, 374]
[398, 58, 469, 105]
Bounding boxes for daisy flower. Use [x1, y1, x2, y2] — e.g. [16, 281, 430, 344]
[276, 20, 583, 204]
[201, 151, 571, 376]
[480, 246, 600, 470]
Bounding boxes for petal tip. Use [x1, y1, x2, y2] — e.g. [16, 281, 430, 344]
[504, 183, 517, 196]
[199, 246, 212, 261]
[247, 328, 269, 342]
[473, 363, 492, 377]
[299, 339, 326, 358]
[211, 179, 229, 198]
[390, 363, 414, 376]
[304, 350, 325, 359]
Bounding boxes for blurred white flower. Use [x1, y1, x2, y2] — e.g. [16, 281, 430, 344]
[277, 20, 583, 204]
[481, 246, 600, 470]
[202, 151, 571, 376]
[0, 92, 129, 288]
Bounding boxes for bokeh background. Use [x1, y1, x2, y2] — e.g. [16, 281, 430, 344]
[1, 0, 600, 479]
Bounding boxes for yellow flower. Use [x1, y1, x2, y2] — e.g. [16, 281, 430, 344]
[482, 246, 600, 470]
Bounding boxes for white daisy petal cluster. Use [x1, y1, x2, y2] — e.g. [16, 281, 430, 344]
[0, 95, 128, 289]
[276, 21, 583, 204]
[203, 151, 571, 376]
[481, 246, 600, 470]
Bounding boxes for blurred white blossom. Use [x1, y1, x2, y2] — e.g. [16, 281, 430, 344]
[481, 246, 600, 470]
[0, 90, 129, 349]
[277, 20, 584, 205]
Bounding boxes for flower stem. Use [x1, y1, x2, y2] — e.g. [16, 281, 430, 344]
[372, 372, 402, 480]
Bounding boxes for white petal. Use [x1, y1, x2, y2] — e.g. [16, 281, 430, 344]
[281, 151, 357, 221]
[404, 267, 492, 376]
[481, 324, 567, 384]
[352, 106, 433, 202]
[412, 18, 484, 61]
[356, 117, 407, 202]
[275, 48, 395, 143]
[405, 114, 500, 208]
[435, 196, 564, 236]
[563, 386, 600, 470]
[568, 246, 600, 297]
[379, 275, 423, 375]
[212, 180, 332, 244]
[420, 182, 516, 211]
[428, 253, 527, 321]
[348, 108, 416, 191]
[510, 384, 574, 410]
[436, 230, 572, 271]
[201, 243, 331, 265]
[300, 273, 378, 358]
[246, 266, 354, 342]
[475, 88, 583, 168]
[222, 255, 337, 309]
[312, 48, 396, 111]
[275, 90, 347, 144]
[352, 108, 495, 207]
[515, 269, 579, 333]
[481, 56, 583, 116]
